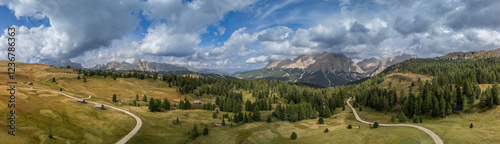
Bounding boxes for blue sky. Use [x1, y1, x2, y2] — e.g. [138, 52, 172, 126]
[1, 0, 500, 72]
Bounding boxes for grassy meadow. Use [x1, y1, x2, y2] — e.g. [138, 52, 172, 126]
[1, 61, 498, 144]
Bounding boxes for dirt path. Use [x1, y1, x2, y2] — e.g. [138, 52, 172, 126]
[347, 99, 444, 144]
[21, 88, 142, 144]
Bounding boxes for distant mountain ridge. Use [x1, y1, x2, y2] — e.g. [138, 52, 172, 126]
[235, 52, 416, 87]
[358, 54, 417, 77]
[434, 48, 500, 60]
[92, 60, 187, 72]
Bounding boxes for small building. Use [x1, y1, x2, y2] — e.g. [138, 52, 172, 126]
[77, 99, 85, 104]
[214, 107, 220, 111]
[28, 82, 33, 85]
[95, 104, 104, 109]
[194, 100, 202, 105]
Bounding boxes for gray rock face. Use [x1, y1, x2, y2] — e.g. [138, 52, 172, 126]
[92, 60, 187, 72]
[358, 54, 417, 77]
[50, 59, 84, 69]
[265, 52, 364, 74]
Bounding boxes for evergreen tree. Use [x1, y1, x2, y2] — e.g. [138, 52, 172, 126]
[391, 115, 396, 123]
[176, 117, 180, 123]
[112, 94, 117, 102]
[203, 127, 209, 136]
[189, 124, 199, 139]
[493, 84, 500, 105]
[342, 106, 345, 111]
[318, 117, 324, 124]
[347, 124, 352, 129]
[148, 98, 154, 112]
[291, 132, 297, 140]
[253, 106, 261, 121]
[162, 98, 170, 110]
[185, 100, 192, 109]
[222, 117, 226, 126]
[470, 123, 473, 128]
[133, 99, 137, 106]
[267, 116, 272, 123]
[398, 111, 408, 123]
[179, 100, 185, 110]
[324, 128, 329, 133]
[212, 112, 217, 119]
[83, 77, 87, 82]
[136, 94, 139, 101]
[77, 75, 81, 79]
[143, 95, 147, 102]
[373, 122, 379, 128]
[359, 107, 362, 111]
[52, 77, 56, 82]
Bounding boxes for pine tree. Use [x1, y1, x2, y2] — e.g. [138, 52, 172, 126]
[493, 84, 500, 105]
[347, 124, 352, 129]
[176, 117, 180, 123]
[136, 94, 139, 101]
[143, 95, 147, 102]
[162, 98, 170, 110]
[342, 106, 345, 111]
[83, 77, 87, 82]
[267, 116, 272, 123]
[359, 107, 362, 111]
[470, 123, 473, 128]
[212, 112, 217, 119]
[318, 117, 324, 124]
[373, 122, 379, 128]
[77, 75, 80, 79]
[52, 77, 56, 82]
[291, 132, 297, 140]
[222, 117, 226, 126]
[203, 127, 209, 136]
[112, 94, 117, 102]
[148, 98, 154, 112]
[189, 124, 199, 139]
[179, 100, 185, 110]
[253, 106, 261, 121]
[324, 128, 329, 133]
[398, 111, 408, 123]
[391, 115, 396, 123]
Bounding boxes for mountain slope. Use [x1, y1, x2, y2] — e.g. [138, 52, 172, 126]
[235, 52, 366, 86]
[92, 60, 187, 72]
[358, 54, 417, 77]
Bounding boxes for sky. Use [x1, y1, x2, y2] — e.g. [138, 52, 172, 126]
[1, 0, 500, 72]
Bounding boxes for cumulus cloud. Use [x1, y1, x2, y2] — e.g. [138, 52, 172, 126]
[139, 23, 199, 57]
[1, 0, 500, 71]
[0, 0, 140, 60]
[246, 55, 268, 64]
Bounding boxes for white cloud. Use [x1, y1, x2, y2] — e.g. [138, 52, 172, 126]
[139, 23, 199, 57]
[246, 55, 268, 63]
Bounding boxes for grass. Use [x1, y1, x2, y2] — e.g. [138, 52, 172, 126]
[352, 101, 500, 144]
[0, 86, 135, 144]
[1, 61, 497, 144]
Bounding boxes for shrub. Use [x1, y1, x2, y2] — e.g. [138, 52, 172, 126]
[291, 132, 297, 140]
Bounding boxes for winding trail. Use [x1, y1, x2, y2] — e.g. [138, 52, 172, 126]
[21, 88, 142, 144]
[347, 98, 444, 144]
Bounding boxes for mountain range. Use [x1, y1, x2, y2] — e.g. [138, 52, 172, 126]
[233, 52, 416, 87]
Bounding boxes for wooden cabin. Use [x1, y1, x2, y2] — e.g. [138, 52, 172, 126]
[194, 100, 202, 105]
[95, 104, 104, 109]
[76, 99, 85, 104]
